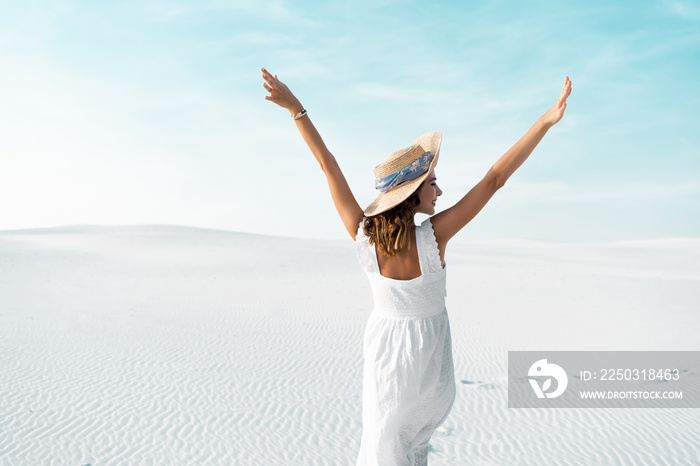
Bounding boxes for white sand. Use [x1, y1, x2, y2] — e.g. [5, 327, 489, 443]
[0, 226, 698, 465]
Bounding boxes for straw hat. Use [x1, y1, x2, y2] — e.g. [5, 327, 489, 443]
[364, 131, 442, 217]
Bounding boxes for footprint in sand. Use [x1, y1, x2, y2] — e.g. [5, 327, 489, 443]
[459, 379, 500, 389]
[460, 379, 482, 385]
[477, 382, 499, 389]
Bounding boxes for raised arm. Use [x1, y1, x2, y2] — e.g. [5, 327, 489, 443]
[261, 67, 364, 239]
[432, 77, 572, 245]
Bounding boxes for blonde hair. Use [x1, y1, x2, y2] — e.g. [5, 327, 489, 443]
[362, 189, 421, 256]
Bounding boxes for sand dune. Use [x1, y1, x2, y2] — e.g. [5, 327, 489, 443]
[0, 226, 698, 465]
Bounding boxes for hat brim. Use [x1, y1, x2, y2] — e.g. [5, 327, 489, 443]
[363, 132, 441, 217]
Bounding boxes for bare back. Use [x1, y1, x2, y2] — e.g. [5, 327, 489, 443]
[374, 224, 447, 281]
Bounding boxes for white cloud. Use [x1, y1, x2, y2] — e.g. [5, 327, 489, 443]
[663, 0, 700, 21]
[146, 0, 320, 27]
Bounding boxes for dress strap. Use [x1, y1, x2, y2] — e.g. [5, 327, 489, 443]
[418, 217, 445, 273]
[355, 217, 375, 274]
[413, 223, 427, 277]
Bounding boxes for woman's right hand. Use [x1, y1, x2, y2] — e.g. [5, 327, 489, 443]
[261, 67, 304, 116]
[540, 76, 572, 128]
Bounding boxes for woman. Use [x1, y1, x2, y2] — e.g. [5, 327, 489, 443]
[262, 67, 571, 465]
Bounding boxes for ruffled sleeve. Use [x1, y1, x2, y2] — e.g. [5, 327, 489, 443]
[354, 217, 374, 274]
[419, 217, 446, 273]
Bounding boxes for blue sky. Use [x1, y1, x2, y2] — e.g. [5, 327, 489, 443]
[0, 0, 698, 242]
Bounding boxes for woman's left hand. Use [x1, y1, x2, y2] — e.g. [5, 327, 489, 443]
[261, 67, 304, 116]
[541, 76, 572, 128]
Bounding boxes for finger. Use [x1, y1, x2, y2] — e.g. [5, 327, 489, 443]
[264, 72, 280, 86]
[262, 69, 276, 83]
[558, 83, 571, 103]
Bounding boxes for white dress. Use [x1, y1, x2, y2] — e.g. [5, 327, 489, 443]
[355, 217, 456, 466]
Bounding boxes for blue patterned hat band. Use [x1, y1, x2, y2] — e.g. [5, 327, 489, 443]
[374, 151, 434, 193]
